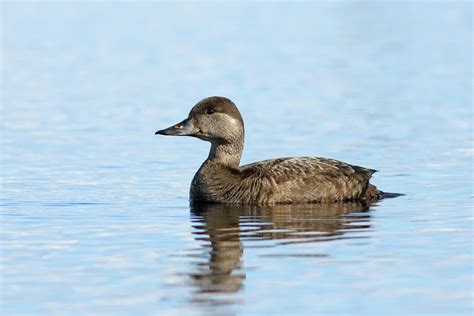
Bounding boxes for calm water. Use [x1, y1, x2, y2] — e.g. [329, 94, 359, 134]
[1, 2, 472, 315]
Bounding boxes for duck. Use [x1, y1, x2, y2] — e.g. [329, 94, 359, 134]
[155, 96, 384, 205]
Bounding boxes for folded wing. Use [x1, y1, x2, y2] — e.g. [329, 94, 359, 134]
[239, 157, 377, 203]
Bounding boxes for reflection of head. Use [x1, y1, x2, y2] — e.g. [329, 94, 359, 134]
[191, 205, 244, 294]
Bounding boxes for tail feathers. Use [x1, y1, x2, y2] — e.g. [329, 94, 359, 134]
[363, 184, 404, 201]
[381, 192, 405, 199]
[363, 184, 384, 201]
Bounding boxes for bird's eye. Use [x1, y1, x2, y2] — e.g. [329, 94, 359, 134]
[206, 109, 216, 115]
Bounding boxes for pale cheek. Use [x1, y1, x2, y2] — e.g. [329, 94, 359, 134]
[225, 117, 241, 133]
[227, 117, 239, 128]
[207, 115, 242, 138]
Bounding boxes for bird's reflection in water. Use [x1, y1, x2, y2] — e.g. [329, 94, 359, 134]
[189, 202, 372, 302]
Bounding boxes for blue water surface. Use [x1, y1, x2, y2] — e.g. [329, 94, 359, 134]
[1, 2, 472, 315]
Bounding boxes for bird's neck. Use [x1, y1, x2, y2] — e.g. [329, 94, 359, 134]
[207, 141, 243, 168]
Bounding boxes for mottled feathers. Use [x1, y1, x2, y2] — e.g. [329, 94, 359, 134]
[191, 157, 382, 204]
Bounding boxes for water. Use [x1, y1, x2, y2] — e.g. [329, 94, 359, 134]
[1, 2, 472, 315]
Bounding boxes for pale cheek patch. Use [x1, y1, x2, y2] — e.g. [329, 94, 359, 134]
[221, 115, 243, 139]
[227, 116, 239, 127]
[223, 116, 241, 134]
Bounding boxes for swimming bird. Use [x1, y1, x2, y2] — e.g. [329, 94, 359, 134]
[155, 96, 383, 205]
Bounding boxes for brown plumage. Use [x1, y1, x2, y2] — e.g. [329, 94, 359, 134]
[156, 96, 384, 205]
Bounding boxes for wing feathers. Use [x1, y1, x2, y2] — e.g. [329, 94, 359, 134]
[239, 157, 375, 203]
